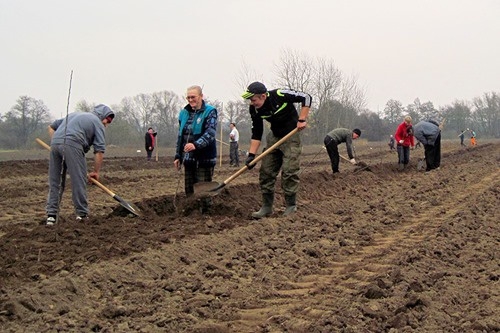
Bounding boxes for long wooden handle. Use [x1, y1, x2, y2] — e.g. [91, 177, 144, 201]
[339, 153, 351, 162]
[36, 138, 51, 151]
[36, 137, 116, 196]
[222, 128, 299, 185]
[88, 178, 115, 196]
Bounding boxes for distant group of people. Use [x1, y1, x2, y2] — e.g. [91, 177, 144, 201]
[45, 81, 461, 225]
[388, 115, 442, 173]
[458, 129, 477, 147]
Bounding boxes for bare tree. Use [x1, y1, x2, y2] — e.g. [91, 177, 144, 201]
[471, 92, 500, 137]
[223, 100, 251, 126]
[382, 99, 404, 124]
[153, 90, 183, 144]
[308, 57, 343, 138]
[235, 60, 264, 94]
[118, 93, 159, 136]
[74, 100, 95, 113]
[441, 100, 472, 136]
[339, 73, 367, 111]
[2, 96, 50, 148]
[273, 48, 314, 93]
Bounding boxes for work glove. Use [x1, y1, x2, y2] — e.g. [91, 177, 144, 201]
[245, 153, 256, 169]
[349, 158, 357, 165]
[399, 140, 404, 144]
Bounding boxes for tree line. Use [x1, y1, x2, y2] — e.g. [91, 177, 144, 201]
[1, 49, 499, 150]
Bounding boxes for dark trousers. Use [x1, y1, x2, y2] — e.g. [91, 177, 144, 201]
[229, 142, 239, 166]
[147, 148, 154, 161]
[397, 145, 410, 165]
[324, 135, 340, 173]
[425, 133, 441, 171]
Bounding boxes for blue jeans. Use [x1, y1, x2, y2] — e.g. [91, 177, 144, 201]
[397, 145, 410, 165]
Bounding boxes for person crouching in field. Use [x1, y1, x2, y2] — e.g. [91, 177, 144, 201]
[324, 128, 361, 174]
[46, 104, 115, 225]
[413, 119, 441, 172]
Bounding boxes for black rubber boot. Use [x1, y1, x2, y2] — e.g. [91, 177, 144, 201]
[283, 194, 297, 216]
[252, 193, 274, 219]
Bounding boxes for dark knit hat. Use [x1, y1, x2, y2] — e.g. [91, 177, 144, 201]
[353, 128, 361, 136]
[242, 81, 267, 99]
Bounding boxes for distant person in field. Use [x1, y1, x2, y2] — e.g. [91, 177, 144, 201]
[458, 130, 466, 147]
[470, 129, 477, 146]
[46, 104, 115, 225]
[241, 81, 312, 218]
[229, 122, 240, 167]
[145, 127, 157, 161]
[324, 128, 361, 174]
[173, 85, 217, 212]
[413, 119, 441, 172]
[388, 134, 395, 151]
[394, 116, 415, 171]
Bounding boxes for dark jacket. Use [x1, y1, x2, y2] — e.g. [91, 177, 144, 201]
[145, 131, 157, 150]
[249, 88, 312, 139]
[175, 101, 217, 166]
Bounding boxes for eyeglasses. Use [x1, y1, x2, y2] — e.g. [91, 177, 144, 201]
[186, 95, 198, 100]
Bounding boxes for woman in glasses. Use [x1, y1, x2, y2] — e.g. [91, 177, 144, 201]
[173, 85, 217, 212]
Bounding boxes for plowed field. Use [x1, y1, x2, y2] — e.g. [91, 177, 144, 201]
[1, 140, 499, 332]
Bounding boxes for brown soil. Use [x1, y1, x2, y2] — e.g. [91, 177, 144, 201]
[0, 141, 499, 332]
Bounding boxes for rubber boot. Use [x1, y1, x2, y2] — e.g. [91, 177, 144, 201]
[252, 193, 274, 219]
[283, 194, 297, 216]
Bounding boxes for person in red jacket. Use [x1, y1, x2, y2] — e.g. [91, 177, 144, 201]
[394, 116, 415, 171]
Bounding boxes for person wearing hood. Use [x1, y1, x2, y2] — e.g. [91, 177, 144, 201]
[413, 119, 441, 172]
[45, 104, 115, 225]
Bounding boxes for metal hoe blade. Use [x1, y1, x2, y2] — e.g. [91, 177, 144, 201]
[193, 181, 224, 196]
[113, 194, 141, 216]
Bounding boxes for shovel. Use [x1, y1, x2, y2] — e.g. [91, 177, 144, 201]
[339, 153, 370, 170]
[194, 128, 299, 195]
[35, 138, 141, 216]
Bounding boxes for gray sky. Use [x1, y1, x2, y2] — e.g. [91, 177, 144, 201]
[1, 0, 499, 119]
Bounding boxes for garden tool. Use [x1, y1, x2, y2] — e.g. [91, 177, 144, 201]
[339, 153, 370, 170]
[35, 138, 141, 216]
[194, 128, 299, 196]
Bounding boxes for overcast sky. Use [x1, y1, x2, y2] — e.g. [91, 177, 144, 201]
[1, 0, 499, 119]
